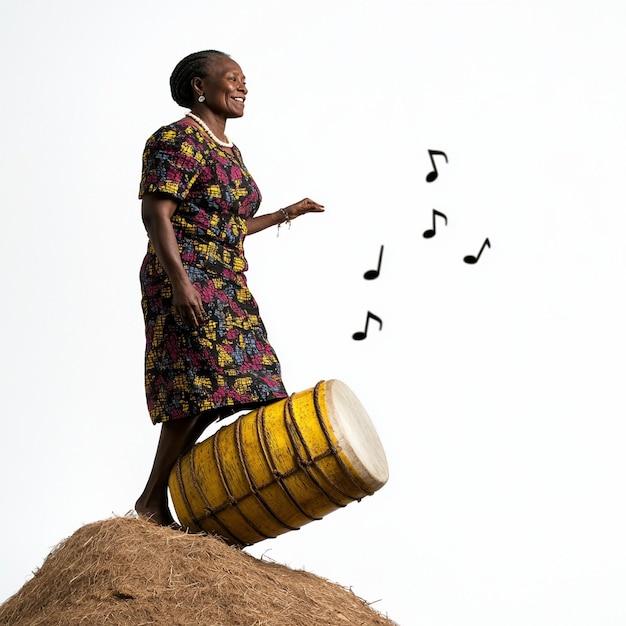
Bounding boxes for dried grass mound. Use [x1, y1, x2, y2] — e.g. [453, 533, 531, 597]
[0, 516, 398, 626]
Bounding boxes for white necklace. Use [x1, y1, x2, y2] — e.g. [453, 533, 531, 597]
[186, 112, 233, 148]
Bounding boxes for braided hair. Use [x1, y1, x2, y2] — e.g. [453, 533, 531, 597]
[169, 50, 231, 108]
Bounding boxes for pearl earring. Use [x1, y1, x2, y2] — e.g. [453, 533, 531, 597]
[198, 95, 206, 103]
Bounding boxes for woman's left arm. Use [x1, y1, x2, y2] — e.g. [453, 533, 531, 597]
[246, 198, 324, 235]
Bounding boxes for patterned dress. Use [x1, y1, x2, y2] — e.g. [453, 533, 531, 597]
[138, 118, 287, 424]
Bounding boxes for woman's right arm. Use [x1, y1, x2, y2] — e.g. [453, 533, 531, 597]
[141, 192, 205, 327]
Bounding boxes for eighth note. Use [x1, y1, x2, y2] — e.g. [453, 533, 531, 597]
[364, 245, 384, 280]
[425, 149, 448, 183]
[352, 311, 383, 341]
[422, 209, 448, 239]
[463, 237, 491, 264]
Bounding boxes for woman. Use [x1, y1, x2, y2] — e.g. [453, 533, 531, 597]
[134, 50, 324, 527]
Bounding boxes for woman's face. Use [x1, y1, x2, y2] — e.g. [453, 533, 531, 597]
[199, 57, 247, 119]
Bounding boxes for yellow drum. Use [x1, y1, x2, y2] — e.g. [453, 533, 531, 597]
[169, 379, 389, 545]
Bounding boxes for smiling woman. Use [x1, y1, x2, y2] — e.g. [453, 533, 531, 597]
[134, 50, 325, 527]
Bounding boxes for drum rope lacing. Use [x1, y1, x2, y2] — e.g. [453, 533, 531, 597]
[287, 382, 375, 499]
[258, 402, 322, 523]
[234, 407, 303, 531]
[174, 432, 250, 544]
[283, 391, 352, 507]
[173, 454, 201, 530]
[213, 422, 272, 543]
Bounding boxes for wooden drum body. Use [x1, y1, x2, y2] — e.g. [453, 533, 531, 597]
[168, 379, 389, 546]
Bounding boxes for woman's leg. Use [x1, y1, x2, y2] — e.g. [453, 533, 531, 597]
[135, 411, 220, 527]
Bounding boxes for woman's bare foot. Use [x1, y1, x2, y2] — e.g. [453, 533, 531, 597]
[134, 492, 178, 527]
[136, 411, 221, 529]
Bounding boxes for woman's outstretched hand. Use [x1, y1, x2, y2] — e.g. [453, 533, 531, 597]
[245, 198, 325, 235]
[283, 198, 325, 219]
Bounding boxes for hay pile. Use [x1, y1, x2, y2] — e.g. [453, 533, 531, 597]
[0, 516, 398, 625]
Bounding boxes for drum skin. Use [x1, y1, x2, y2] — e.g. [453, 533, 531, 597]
[168, 380, 389, 546]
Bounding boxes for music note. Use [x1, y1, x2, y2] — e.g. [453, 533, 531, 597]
[352, 311, 383, 341]
[425, 149, 448, 183]
[422, 209, 448, 239]
[363, 245, 384, 280]
[463, 237, 491, 264]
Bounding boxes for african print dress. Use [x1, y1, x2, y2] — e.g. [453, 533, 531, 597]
[138, 118, 287, 424]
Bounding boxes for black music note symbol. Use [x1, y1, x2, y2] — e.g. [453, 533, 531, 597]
[463, 237, 491, 264]
[425, 149, 449, 183]
[352, 311, 383, 341]
[363, 245, 384, 280]
[422, 209, 448, 239]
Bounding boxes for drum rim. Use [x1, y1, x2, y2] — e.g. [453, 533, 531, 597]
[324, 379, 389, 490]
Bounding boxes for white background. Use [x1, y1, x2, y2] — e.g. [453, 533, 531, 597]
[1, 1, 625, 624]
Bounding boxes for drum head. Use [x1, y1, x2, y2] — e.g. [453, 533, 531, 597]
[325, 379, 389, 491]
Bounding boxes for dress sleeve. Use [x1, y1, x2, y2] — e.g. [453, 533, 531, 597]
[138, 124, 205, 201]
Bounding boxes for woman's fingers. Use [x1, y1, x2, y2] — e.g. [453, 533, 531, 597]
[180, 304, 205, 327]
[173, 283, 205, 327]
[300, 198, 324, 213]
[286, 198, 325, 217]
